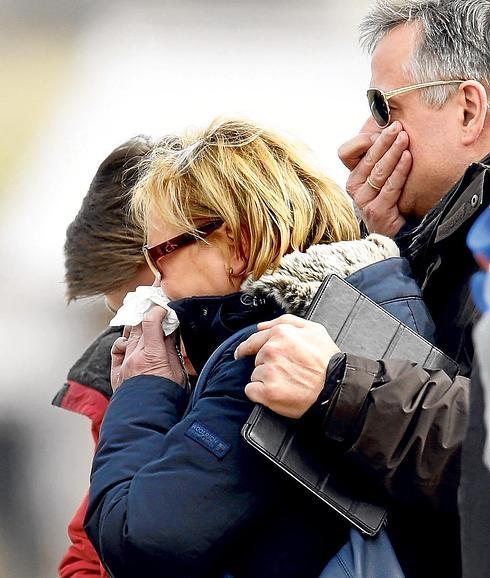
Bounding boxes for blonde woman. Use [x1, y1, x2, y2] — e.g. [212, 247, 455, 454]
[85, 120, 434, 578]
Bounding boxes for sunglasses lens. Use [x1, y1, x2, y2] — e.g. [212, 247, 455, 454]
[367, 89, 389, 127]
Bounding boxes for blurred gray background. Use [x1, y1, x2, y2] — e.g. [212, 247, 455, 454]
[0, 1, 371, 576]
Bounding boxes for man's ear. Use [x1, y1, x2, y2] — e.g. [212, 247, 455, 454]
[458, 80, 488, 145]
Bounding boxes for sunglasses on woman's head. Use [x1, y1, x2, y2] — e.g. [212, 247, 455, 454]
[143, 220, 223, 279]
[367, 79, 465, 128]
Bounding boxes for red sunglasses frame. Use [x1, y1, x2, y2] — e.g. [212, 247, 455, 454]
[142, 221, 223, 278]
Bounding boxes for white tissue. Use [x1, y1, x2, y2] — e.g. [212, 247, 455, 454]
[109, 285, 180, 335]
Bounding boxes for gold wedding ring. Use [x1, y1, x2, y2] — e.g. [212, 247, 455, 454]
[366, 176, 382, 192]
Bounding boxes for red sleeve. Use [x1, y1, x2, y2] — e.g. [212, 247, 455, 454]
[57, 382, 110, 577]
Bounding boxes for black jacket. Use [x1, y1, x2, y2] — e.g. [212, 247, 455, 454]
[397, 155, 490, 375]
[399, 156, 490, 578]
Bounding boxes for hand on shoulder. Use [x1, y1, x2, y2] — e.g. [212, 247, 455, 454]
[235, 314, 340, 418]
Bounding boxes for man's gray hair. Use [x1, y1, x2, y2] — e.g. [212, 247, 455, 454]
[360, 0, 490, 106]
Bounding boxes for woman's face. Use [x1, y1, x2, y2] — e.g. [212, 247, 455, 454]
[146, 216, 246, 301]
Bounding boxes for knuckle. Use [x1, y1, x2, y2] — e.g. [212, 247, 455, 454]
[142, 311, 155, 323]
[337, 143, 347, 159]
[345, 174, 363, 200]
[242, 341, 254, 357]
[254, 365, 270, 384]
[263, 382, 282, 404]
[277, 314, 295, 324]
[363, 151, 374, 168]
[345, 174, 355, 188]
[364, 204, 381, 223]
[373, 161, 384, 177]
[346, 185, 358, 201]
[111, 338, 126, 353]
[262, 341, 281, 361]
[382, 178, 399, 197]
[384, 177, 395, 191]
[270, 324, 284, 338]
[273, 324, 292, 340]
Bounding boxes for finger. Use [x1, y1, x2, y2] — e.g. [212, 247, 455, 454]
[350, 134, 409, 211]
[235, 316, 315, 359]
[111, 336, 128, 357]
[234, 329, 271, 360]
[249, 363, 277, 387]
[376, 149, 412, 206]
[338, 132, 378, 171]
[349, 121, 403, 188]
[124, 323, 143, 357]
[365, 130, 409, 192]
[256, 314, 309, 331]
[111, 340, 127, 372]
[364, 203, 406, 237]
[144, 305, 167, 325]
[124, 324, 142, 345]
[244, 381, 267, 405]
[111, 337, 127, 387]
[128, 323, 143, 340]
[362, 150, 411, 237]
[141, 306, 167, 357]
[366, 149, 412, 221]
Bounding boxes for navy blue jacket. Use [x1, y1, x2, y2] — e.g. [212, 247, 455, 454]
[85, 257, 434, 578]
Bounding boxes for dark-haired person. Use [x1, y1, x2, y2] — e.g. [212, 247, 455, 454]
[53, 136, 155, 578]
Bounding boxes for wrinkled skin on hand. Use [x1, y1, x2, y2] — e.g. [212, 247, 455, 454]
[338, 120, 412, 238]
[111, 306, 186, 391]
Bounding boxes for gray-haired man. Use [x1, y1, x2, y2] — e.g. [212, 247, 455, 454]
[236, 1, 490, 576]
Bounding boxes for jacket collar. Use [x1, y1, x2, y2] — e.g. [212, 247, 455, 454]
[170, 292, 282, 374]
[170, 234, 399, 373]
[66, 325, 121, 397]
[242, 234, 399, 316]
[52, 325, 122, 413]
[435, 153, 489, 244]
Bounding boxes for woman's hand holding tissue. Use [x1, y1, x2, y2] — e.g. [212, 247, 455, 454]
[111, 306, 187, 391]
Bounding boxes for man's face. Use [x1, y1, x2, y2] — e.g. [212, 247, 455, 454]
[367, 23, 470, 217]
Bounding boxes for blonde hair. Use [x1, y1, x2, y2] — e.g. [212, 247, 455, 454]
[132, 119, 359, 279]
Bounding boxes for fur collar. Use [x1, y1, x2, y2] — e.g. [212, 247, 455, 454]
[241, 234, 399, 316]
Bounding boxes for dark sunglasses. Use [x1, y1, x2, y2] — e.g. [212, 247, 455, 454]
[143, 220, 223, 279]
[367, 79, 464, 128]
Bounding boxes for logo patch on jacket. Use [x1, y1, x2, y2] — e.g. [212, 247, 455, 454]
[185, 421, 231, 459]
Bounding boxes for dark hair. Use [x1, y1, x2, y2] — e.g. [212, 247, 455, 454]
[64, 136, 154, 301]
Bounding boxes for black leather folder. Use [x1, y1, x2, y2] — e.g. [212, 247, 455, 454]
[241, 274, 458, 536]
